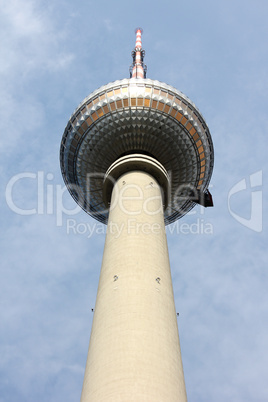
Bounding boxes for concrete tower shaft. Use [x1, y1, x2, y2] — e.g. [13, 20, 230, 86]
[81, 155, 187, 401]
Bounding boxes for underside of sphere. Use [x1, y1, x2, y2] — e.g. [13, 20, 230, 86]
[60, 78, 214, 224]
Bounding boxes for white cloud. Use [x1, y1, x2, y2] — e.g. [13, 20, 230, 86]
[0, 0, 74, 77]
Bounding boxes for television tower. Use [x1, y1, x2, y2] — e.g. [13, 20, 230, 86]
[60, 28, 214, 402]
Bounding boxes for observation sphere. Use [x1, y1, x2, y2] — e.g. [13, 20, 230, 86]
[60, 78, 214, 224]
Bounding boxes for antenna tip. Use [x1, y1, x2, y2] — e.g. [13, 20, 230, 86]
[135, 27, 143, 35]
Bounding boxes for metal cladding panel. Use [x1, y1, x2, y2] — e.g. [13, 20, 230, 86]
[60, 78, 214, 224]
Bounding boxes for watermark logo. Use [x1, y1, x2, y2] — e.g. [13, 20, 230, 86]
[66, 217, 213, 238]
[228, 170, 262, 232]
[5, 169, 263, 234]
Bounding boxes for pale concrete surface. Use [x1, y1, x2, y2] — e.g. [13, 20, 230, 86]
[81, 167, 187, 402]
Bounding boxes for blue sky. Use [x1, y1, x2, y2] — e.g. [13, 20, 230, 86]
[1, 0, 267, 401]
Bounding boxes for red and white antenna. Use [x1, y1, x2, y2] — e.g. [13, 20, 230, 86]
[130, 28, 147, 79]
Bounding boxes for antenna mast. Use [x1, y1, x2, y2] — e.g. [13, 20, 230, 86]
[130, 28, 147, 78]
